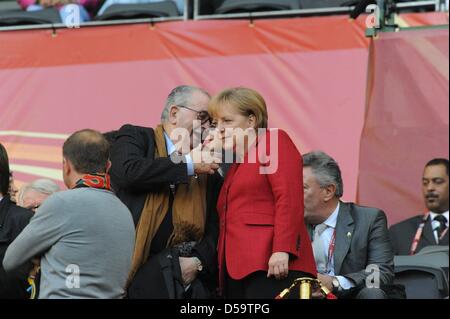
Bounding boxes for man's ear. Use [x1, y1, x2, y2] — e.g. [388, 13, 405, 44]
[323, 184, 337, 202]
[63, 158, 71, 176]
[169, 105, 179, 125]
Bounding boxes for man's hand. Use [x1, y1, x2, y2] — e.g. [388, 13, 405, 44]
[194, 162, 220, 175]
[267, 252, 289, 280]
[179, 257, 199, 286]
[202, 134, 223, 153]
[190, 145, 220, 175]
[317, 273, 334, 292]
[29, 258, 41, 278]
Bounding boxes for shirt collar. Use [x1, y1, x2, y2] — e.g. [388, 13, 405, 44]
[323, 202, 340, 229]
[164, 132, 177, 156]
[429, 211, 449, 225]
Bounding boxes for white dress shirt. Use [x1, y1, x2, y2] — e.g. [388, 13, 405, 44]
[164, 132, 194, 176]
[316, 202, 355, 290]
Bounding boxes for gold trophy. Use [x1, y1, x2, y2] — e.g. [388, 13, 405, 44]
[275, 277, 337, 299]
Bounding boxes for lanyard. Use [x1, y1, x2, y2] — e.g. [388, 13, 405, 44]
[439, 227, 449, 241]
[410, 213, 429, 255]
[326, 229, 337, 274]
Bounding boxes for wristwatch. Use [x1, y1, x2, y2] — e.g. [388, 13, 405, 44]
[192, 257, 203, 272]
[331, 277, 341, 292]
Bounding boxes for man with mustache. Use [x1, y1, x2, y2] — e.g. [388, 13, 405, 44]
[390, 159, 449, 255]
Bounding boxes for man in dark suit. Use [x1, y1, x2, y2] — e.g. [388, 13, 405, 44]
[303, 151, 394, 299]
[0, 143, 33, 299]
[110, 85, 222, 298]
[390, 159, 449, 255]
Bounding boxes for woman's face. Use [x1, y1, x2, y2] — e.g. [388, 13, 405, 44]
[211, 103, 255, 152]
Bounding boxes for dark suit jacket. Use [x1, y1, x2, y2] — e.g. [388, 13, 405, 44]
[309, 202, 394, 287]
[0, 196, 33, 299]
[389, 215, 449, 256]
[109, 124, 222, 283]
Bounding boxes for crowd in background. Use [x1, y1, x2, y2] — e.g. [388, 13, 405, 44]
[15, 0, 184, 22]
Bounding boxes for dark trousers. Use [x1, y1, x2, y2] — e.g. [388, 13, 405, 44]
[337, 287, 389, 299]
[225, 270, 312, 299]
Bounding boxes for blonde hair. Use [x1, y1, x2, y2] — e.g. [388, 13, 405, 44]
[208, 87, 268, 129]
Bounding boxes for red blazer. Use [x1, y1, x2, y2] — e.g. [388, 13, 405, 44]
[217, 129, 317, 290]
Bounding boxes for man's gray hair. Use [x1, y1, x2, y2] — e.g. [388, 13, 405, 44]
[18, 178, 60, 204]
[303, 151, 344, 198]
[161, 85, 210, 122]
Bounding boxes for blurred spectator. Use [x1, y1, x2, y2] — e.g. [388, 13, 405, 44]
[3, 130, 135, 299]
[17, 0, 99, 22]
[390, 158, 449, 255]
[97, 0, 184, 16]
[8, 172, 19, 204]
[0, 143, 33, 299]
[17, 179, 60, 213]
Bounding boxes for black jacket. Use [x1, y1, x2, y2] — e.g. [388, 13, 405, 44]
[389, 215, 449, 255]
[0, 196, 33, 299]
[109, 124, 222, 297]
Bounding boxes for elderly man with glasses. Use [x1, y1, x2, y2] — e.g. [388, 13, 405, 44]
[109, 85, 222, 299]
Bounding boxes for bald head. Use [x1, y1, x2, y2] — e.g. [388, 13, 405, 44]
[63, 129, 110, 174]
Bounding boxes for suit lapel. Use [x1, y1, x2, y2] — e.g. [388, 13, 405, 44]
[334, 202, 355, 275]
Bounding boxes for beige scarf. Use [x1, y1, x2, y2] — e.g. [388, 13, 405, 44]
[127, 125, 207, 285]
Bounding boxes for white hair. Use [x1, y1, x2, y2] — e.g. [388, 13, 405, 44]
[161, 85, 210, 122]
[18, 179, 60, 205]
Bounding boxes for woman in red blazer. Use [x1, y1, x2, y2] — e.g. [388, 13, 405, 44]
[207, 87, 316, 299]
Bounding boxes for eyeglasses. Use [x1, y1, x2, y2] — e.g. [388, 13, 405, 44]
[178, 105, 211, 125]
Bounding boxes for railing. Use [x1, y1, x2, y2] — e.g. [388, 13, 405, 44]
[0, 0, 447, 32]
[193, 0, 355, 20]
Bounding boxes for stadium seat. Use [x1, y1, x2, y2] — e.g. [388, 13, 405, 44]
[394, 249, 449, 299]
[96, 1, 180, 20]
[417, 245, 449, 256]
[214, 0, 300, 14]
[0, 7, 61, 26]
